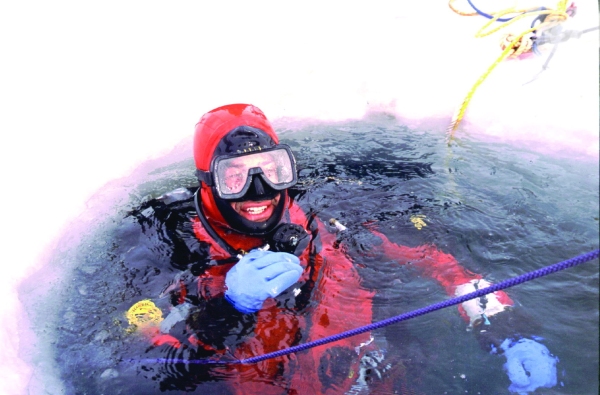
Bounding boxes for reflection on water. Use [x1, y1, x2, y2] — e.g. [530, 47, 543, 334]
[21, 115, 599, 394]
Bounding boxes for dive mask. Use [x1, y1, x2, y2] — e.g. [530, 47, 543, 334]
[197, 145, 298, 200]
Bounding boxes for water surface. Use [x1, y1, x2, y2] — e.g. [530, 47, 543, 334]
[21, 115, 599, 394]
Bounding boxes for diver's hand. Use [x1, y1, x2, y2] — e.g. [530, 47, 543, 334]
[500, 338, 558, 393]
[225, 249, 302, 313]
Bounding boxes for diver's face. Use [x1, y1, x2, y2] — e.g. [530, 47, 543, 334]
[226, 154, 282, 222]
[230, 193, 281, 222]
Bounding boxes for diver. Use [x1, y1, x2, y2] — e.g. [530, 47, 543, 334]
[129, 103, 558, 394]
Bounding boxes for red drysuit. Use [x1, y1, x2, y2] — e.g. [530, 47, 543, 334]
[142, 104, 513, 394]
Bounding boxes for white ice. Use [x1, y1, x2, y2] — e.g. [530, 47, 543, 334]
[1, 1, 598, 394]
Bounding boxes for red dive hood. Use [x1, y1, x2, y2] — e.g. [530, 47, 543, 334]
[194, 104, 289, 250]
[193, 104, 279, 171]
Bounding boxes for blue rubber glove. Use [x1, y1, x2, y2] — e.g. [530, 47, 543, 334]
[500, 338, 558, 394]
[225, 249, 303, 314]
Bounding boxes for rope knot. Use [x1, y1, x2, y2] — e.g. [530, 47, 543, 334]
[500, 33, 534, 57]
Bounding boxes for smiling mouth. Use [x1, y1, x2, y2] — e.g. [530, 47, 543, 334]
[244, 206, 267, 215]
[231, 195, 280, 221]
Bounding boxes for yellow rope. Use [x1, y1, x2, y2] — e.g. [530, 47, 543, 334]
[446, 1, 569, 140]
[476, 8, 567, 37]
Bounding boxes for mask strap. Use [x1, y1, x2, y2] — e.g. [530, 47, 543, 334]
[196, 170, 213, 186]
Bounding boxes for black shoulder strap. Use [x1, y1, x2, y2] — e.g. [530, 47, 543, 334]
[193, 189, 239, 257]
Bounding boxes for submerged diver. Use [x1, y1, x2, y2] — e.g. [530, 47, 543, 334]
[129, 103, 558, 394]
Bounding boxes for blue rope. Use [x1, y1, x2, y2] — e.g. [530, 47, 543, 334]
[140, 249, 599, 366]
[466, 0, 518, 22]
[466, 0, 547, 23]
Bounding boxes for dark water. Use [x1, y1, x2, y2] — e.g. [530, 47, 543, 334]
[21, 114, 599, 394]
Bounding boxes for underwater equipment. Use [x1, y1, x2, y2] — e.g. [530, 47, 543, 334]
[267, 223, 310, 257]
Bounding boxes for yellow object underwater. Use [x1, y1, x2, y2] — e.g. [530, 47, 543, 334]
[410, 215, 427, 230]
[126, 299, 163, 329]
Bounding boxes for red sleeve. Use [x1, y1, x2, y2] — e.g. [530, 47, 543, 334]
[370, 229, 513, 323]
[370, 228, 482, 293]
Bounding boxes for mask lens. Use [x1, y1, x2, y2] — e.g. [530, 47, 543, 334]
[213, 147, 296, 198]
[261, 149, 294, 185]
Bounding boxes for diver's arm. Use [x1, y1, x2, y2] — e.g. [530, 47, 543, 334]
[370, 229, 559, 393]
[369, 228, 513, 319]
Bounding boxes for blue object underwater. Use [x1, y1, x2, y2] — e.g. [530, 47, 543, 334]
[501, 338, 558, 393]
